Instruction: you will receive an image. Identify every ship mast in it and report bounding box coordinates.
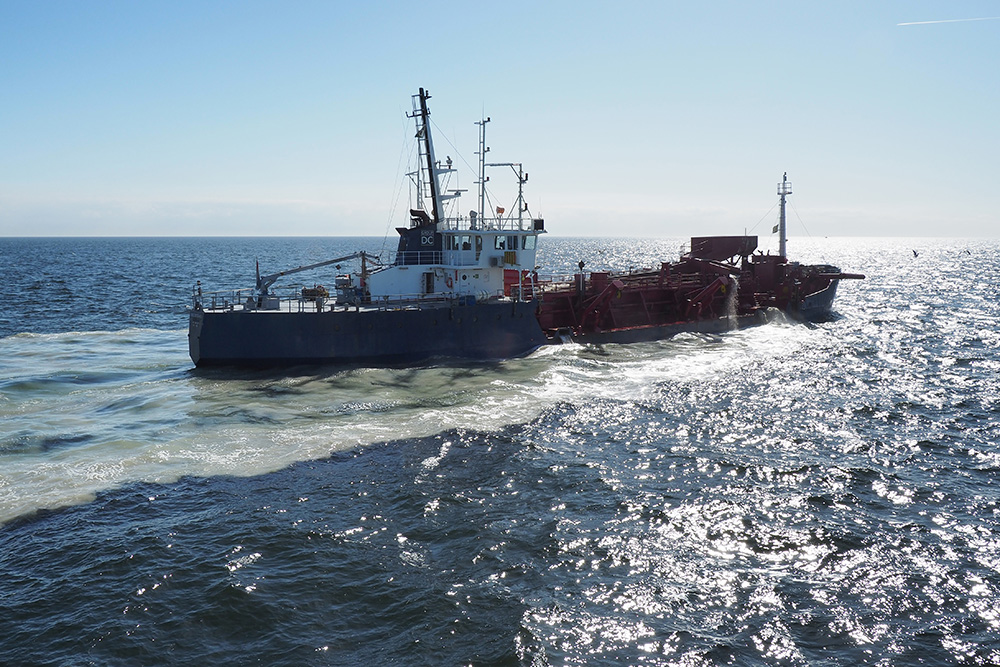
[487,162,528,229]
[410,88,443,226]
[475,116,490,227]
[777,172,792,259]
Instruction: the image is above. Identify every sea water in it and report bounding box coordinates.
[1,236,999,665]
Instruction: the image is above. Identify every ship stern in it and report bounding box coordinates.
[188,309,204,366]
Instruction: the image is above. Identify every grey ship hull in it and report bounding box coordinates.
[189,300,546,367]
[796,279,841,321]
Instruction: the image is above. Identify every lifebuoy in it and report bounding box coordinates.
[445,276,453,289]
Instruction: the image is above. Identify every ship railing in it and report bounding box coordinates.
[389,250,482,267]
[393,250,444,266]
[438,215,540,232]
[531,273,590,291]
[193,282,517,312]
[193,283,337,312]
[530,269,720,295]
[507,284,540,301]
[192,285,257,311]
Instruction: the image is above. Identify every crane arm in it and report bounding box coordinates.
[256,252,377,294]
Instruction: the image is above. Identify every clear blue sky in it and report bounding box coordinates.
[1,1,997,237]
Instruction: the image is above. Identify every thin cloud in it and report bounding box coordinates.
[898,16,1000,26]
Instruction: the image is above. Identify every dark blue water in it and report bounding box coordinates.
[2,236,999,665]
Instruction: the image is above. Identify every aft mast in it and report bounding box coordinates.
[475,116,490,228]
[777,172,792,259]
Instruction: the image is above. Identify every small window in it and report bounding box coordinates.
[494,236,506,250]
[523,235,536,250]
